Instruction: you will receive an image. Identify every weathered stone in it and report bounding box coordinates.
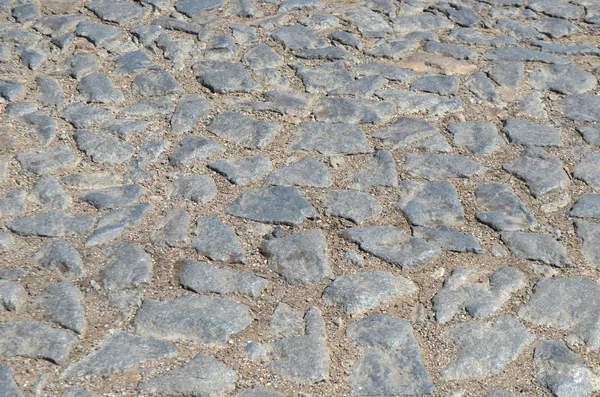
[501,232,571,266]
[169,136,224,166]
[75,21,122,46]
[0,190,25,217]
[322,190,382,224]
[61,332,176,379]
[0,321,76,364]
[354,63,415,81]
[86,0,149,24]
[289,122,370,155]
[351,150,398,189]
[411,74,458,95]
[165,176,215,205]
[114,50,160,76]
[138,353,238,396]
[227,187,318,226]
[448,121,504,155]
[0,233,15,251]
[208,111,280,149]
[17,145,78,175]
[347,315,435,395]
[392,13,454,34]
[373,117,438,150]
[342,226,440,268]
[151,209,190,248]
[261,229,331,285]
[134,296,252,346]
[442,317,533,380]
[503,118,561,147]
[449,27,515,47]
[497,18,544,40]
[35,281,86,334]
[484,47,571,64]
[528,0,584,19]
[270,303,304,338]
[33,240,84,277]
[464,72,503,105]
[574,153,600,189]
[77,73,124,103]
[532,64,597,95]
[517,91,548,119]
[193,216,245,263]
[557,94,600,122]
[208,156,272,186]
[475,183,536,231]
[62,103,111,129]
[376,89,464,118]
[180,259,268,297]
[30,175,70,210]
[397,181,464,227]
[132,71,183,97]
[0,366,24,397]
[169,95,212,135]
[74,130,134,165]
[429,2,483,27]
[433,267,524,324]
[312,98,396,125]
[9,212,93,237]
[0,280,26,312]
[82,185,144,211]
[271,25,327,50]
[226,91,313,118]
[365,39,419,60]
[294,61,353,94]
[124,99,174,117]
[266,157,331,187]
[193,61,260,93]
[102,242,152,291]
[343,6,392,37]
[404,154,486,180]
[504,148,569,198]
[571,194,600,219]
[323,271,416,315]
[85,203,151,247]
[530,40,600,55]
[62,172,120,190]
[413,226,482,253]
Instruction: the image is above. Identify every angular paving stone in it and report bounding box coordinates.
[134,296,252,346]
[100,119,150,141]
[430,2,483,27]
[75,21,122,46]
[328,75,386,97]
[531,64,597,95]
[413,226,482,253]
[497,18,544,40]
[575,153,600,189]
[208,111,281,149]
[85,203,151,247]
[347,315,435,395]
[373,117,438,150]
[556,94,600,122]
[0,366,23,397]
[342,226,440,269]
[343,6,392,37]
[31,175,71,210]
[33,240,84,277]
[364,39,419,60]
[504,148,569,198]
[403,154,486,180]
[411,74,458,95]
[487,61,524,88]
[270,303,304,338]
[425,41,477,60]
[323,271,416,315]
[204,35,238,60]
[0,321,77,364]
[268,307,329,384]
[266,157,331,187]
[176,0,223,16]
[261,229,332,285]
[396,181,464,228]
[77,73,124,103]
[74,129,134,165]
[169,136,224,166]
[180,259,268,297]
[576,221,600,268]
[392,13,454,34]
[289,122,370,155]
[0,233,15,251]
[169,175,217,203]
[171,94,212,134]
[35,281,86,335]
[124,99,174,117]
[528,0,583,19]
[102,242,152,291]
[8,212,93,237]
[294,61,353,94]
[61,332,176,379]
[193,216,245,263]
[532,17,578,38]
[17,145,78,175]
[530,41,599,55]
[296,46,356,62]
[464,72,503,106]
[571,194,600,219]
[376,90,464,118]
[503,118,561,147]
[271,25,327,50]
[193,61,260,93]
[138,353,238,396]
[151,209,191,248]
[520,277,600,349]
[82,184,144,211]
[442,317,533,380]
[351,150,398,189]
[114,50,160,76]
[475,183,536,231]
[227,91,314,118]
[86,0,149,25]
[433,267,524,324]
[227,187,318,226]
[0,190,25,217]
[0,280,26,312]
[0,80,25,101]
[132,72,183,97]
[62,103,111,129]
[62,172,120,191]
[501,232,571,266]
[534,339,600,397]
[518,91,548,119]
[208,156,272,185]
[312,98,396,125]
[448,121,505,155]
[354,63,415,81]
[242,44,283,69]
[484,47,571,64]
[322,190,382,224]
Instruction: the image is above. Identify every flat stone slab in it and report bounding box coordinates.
[138,353,238,396]
[475,183,537,231]
[433,267,525,324]
[501,232,571,267]
[270,303,304,339]
[376,90,464,118]
[576,221,600,268]
[403,154,487,180]
[61,332,177,379]
[17,145,78,174]
[322,190,382,224]
[180,259,268,297]
[171,94,212,134]
[0,366,23,397]
[531,64,597,95]
[226,186,318,226]
[0,321,77,364]
[35,281,86,335]
[442,317,534,380]
[82,184,144,211]
[169,175,217,203]
[86,0,149,25]
[342,226,440,269]
[208,156,272,185]
[266,157,331,187]
[261,229,332,285]
[132,71,184,97]
[396,181,464,228]
[503,118,561,147]
[193,61,261,93]
[74,129,134,165]
[351,150,398,189]
[413,226,482,253]
[373,117,438,150]
[289,122,370,155]
[571,194,600,219]
[0,280,26,312]
[271,25,328,50]
[208,111,281,149]
[133,296,252,346]
[169,136,224,166]
[447,121,504,156]
[32,240,84,277]
[312,98,396,125]
[151,209,191,248]
[8,211,94,237]
[86,203,151,247]
[193,216,245,263]
[575,153,600,189]
[504,148,569,198]
[102,242,153,291]
[323,271,416,315]
[347,315,435,395]
[556,94,600,122]
[519,277,600,350]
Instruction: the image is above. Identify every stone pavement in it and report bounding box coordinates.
[0,0,600,395]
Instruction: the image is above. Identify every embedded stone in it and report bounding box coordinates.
[35,281,86,334]
[102,242,152,291]
[531,64,597,95]
[312,98,396,125]
[132,71,184,97]
[85,203,151,247]
[193,216,245,263]
[9,212,93,237]
[74,130,134,165]
[289,122,370,155]
[403,154,486,180]
[0,321,77,364]
[271,25,328,50]
[82,184,144,211]
[208,111,281,149]
[169,136,224,166]
[208,156,272,185]
[77,73,124,103]
[503,118,561,147]
[151,209,191,248]
[0,280,26,312]
[33,240,84,277]
[396,181,464,228]
[17,145,78,175]
[449,121,505,155]
[571,194,600,219]
[322,190,382,224]
[413,226,482,253]
[504,148,569,198]
[501,232,571,266]
[266,157,331,187]
[475,183,536,231]
[193,61,260,93]
[373,117,438,150]
[169,175,217,203]
[351,150,398,189]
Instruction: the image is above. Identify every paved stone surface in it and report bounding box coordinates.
[1,0,600,394]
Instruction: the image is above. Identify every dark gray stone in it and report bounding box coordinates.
[261,229,332,285]
[532,17,579,38]
[413,226,482,253]
[411,74,459,95]
[99,119,150,141]
[17,145,78,175]
[289,122,370,155]
[518,91,548,119]
[114,50,160,76]
[464,72,503,106]
[193,61,261,93]
[429,2,483,27]
[343,6,392,37]
[0,321,76,364]
[208,156,272,185]
[132,71,183,97]
[18,44,49,70]
[449,121,504,155]
[532,64,597,95]
[193,216,245,263]
[323,190,382,224]
[449,27,516,47]
[351,150,398,189]
[21,111,57,145]
[242,44,282,69]
[294,61,353,94]
[205,35,238,61]
[75,21,121,46]
[373,117,438,150]
[266,157,331,187]
[175,0,224,16]
[501,232,571,266]
[347,315,435,395]
[557,94,600,122]
[530,40,600,55]
[528,0,583,19]
[442,317,533,380]
[227,186,318,226]
[8,212,93,237]
[313,97,395,124]
[75,129,134,165]
[323,271,416,315]
[571,194,600,219]
[330,31,362,49]
[60,53,98,79]
[504,148,569,198]
[396,181,464,228]
[169,136,224,166]
[151,209,191,248]
[180,259,268,297]
[0,280,26,312]
[35,281,86,334]
[403,154,486,180]
[475,183,536,231]
[364,39,419,60]
[31,175,70,210]
[342,226,440,268]
[77,73,124,103]
[33,240,84,277]
[61,332,176,379]
[102,242,152,291]
[503,118,561,147]
[496,18,545,40]
[271,25,327,50]
[85,203,151,247]
[82,184,144,211]
[133,296,252,346]
[169,175,217,203]
[86,0,149,24]
[208,111,281,149]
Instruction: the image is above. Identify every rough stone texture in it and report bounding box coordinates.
[396,181,464,228]
[289,122,370,155]
[571,194,600,219]
[0,280,26,312]
[32,240,84,277]
[266,157,331,187]
[102,242,153,291]
[35,281,86,335]
[0,321,77,364]
[503,118,562,147]
[576,221,600,268]
[8,212,94,237]
[413,226,482,253]
[17,145,78,175]
[171,94,212,134]
[475,183,537,231]
[169,136,224,166]
[351,150,398,189]
[312,98,396,125]
[208,156,272,185]
[504,148,570,198]
[0,366,24,397]
[403,154,487,180]
[448,121,505,155]
[86,204,151,247]
[193,61,260,93]
[151,209,191,248]
[322,190,382,224]
[208,111,281,149]
[193,216,245,263]
[575,153,600,189]
[75,130,134,165]
[501,232,571,267]
[169,175,217,203]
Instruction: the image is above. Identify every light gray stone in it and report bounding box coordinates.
[351,150,398,189]
[503,118,561,147]
[169,136,224,166]
[85,203,151,247]
[35,281,86,334]
[576,221,600,268]
[82,184,144,211]
[475,183,536,231]
[413,226,482,253]
[0,280,26,312]
[571,194,600,219]
[132,71,184,97]
[504,148,569,198]
[33,240,84,277]
[266,157,331,187]
[373,117,438,150]
[102,242,152,291]
[208,111,281,149]
[323,190,382,224]
[449,121,505,155]
[574,153,600,189]
[0,321,77,364]
[9,212,94,237]
[397,181,464,228]
[501,232,571,267]
[169,175,217,203]
[193,61,260,93]
[0,366,24,397]
[208,156,272,185]
[0,190,25,217]
[403,154,486,180]
[270,303,304,338]
[312,98,396,125]
[151,209,191,248]
[271,25,327,50]
[74,130,134,165]
[17,145,78,175]
[289,122,370,155]
[193,216,245,263]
